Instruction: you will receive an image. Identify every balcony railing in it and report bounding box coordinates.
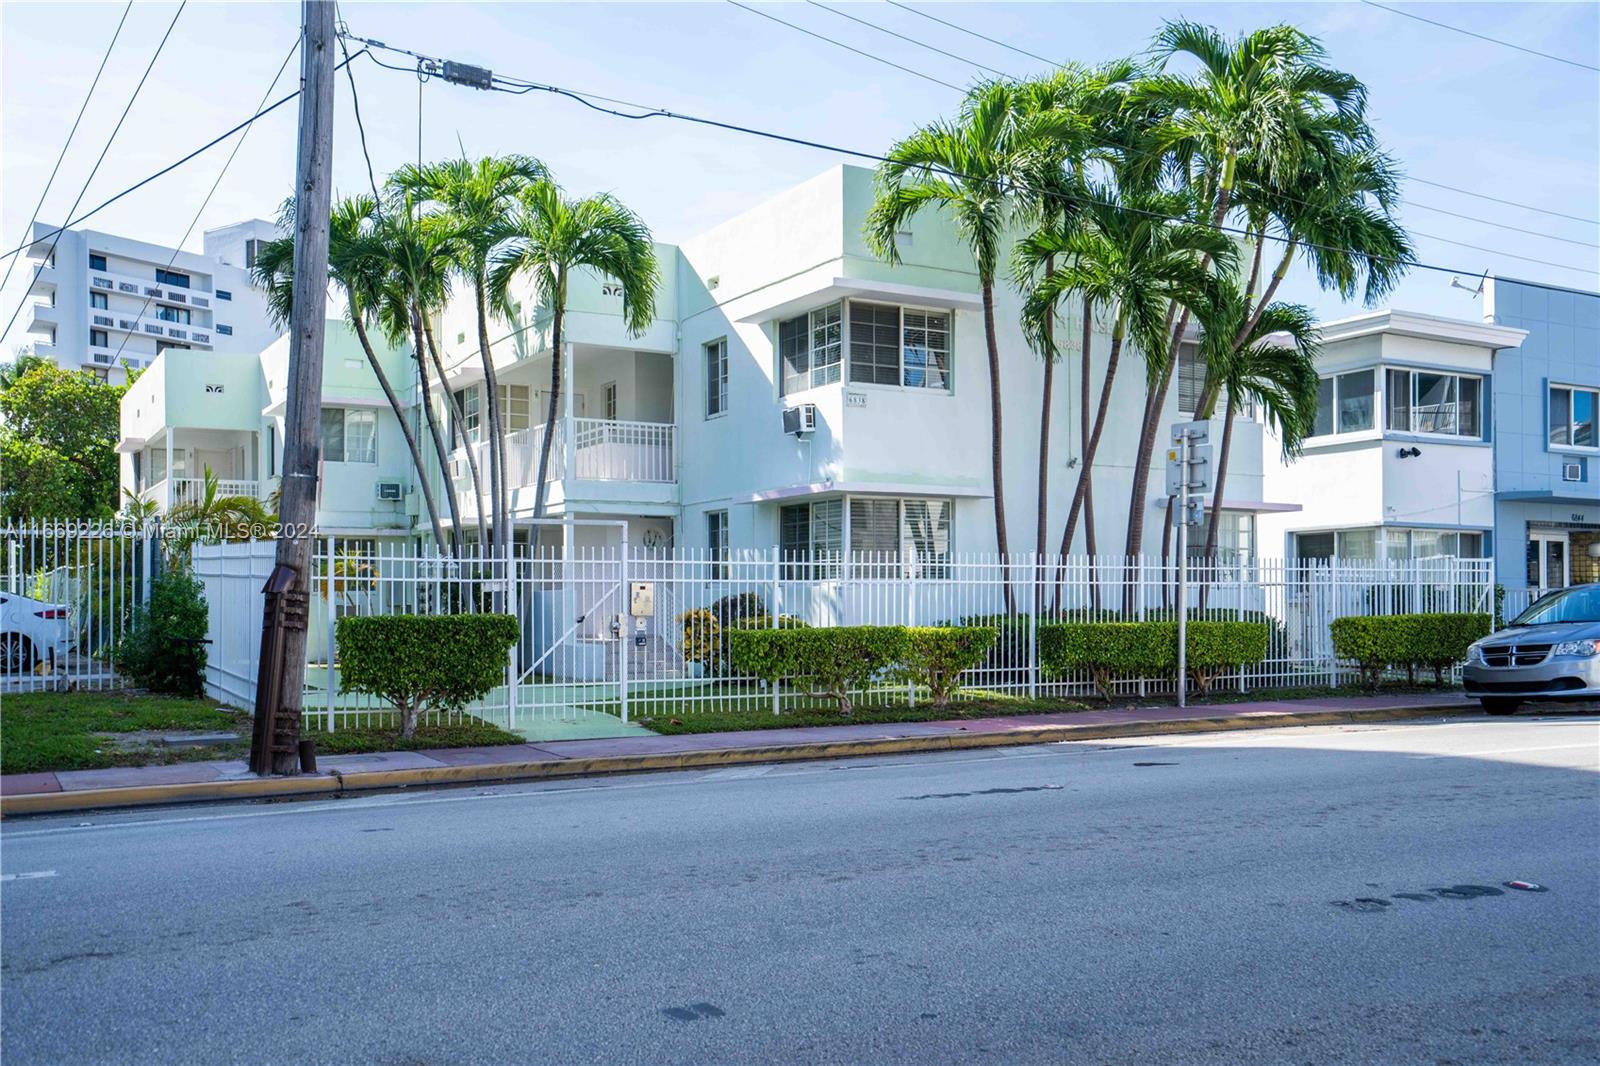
[452,418,676,496]
[141,477,263,511]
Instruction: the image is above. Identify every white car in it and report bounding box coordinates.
[0,590,72,674]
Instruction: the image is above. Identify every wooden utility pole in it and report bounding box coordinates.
[248,0,336,776]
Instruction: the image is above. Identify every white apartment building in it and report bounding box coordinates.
[121,165,1294,566]
[19,218,279,383]
[1258,308,1528,564]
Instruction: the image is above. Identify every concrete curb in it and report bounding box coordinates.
[0,703,1475,817]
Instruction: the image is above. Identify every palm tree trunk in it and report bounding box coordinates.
[980,278,1015,614]
[529,302,563,521]
[409,305,465,557]
[1160,491,1176,609]
[474,280,510,560]
[1079,294,1098,611]
[1055,316,1124,610]
[351,314,449,555]
[421,319,489,559]
[1237,244,1295,345]
[1197,392,1238,612]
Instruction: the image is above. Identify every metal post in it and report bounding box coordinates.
[1026,552,1038,701]
[618,527,629,723]
[1328,554,1340,688]
[324,533,335,731]
[1176,432,1188,709]
[770,547,781,717]
[507,538,519,730]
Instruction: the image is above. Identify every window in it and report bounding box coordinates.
[603,381,619,421]
[216,324,233,336]
[779,499,844,577]
[90,291,108,310]
[1177,341,1206,414]
[155,269,190,289]
[268,425,276,476]
[216,289,232,301]
[1550,385,1598,448]
[493,383,530,431]
[89,254,106,271]
[704,339,728,417]
[846,497,952,572]
[1188,512,1255,565]
[847,302,950,389]
[155,306,191,324]
[245,239,261,270]
[779,303,842,394]
[707,510,729,576]
[1386,369,1481,437]
[452,386,481,443]
[90,329,108,348]
[321,407,377,463]
[1312,369,1376,436]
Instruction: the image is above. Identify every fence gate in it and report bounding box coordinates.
[513,545,636,727]
[1,522,156,694]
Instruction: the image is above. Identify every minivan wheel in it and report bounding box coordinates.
[1481,697,1521,716]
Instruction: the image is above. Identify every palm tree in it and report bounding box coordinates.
[165,467,278,559]
[1017,186,1235,605]
[866,81,1028,603]
[398,155,546,560]
[253,197,453,555]
[488,179,659,521]
[1121,19,1375,563]
[1190,296,1321,590]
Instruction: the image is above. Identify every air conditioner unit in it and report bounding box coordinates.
[1561,461,1583,483]
[375,481,404,501]
[783,403,818,437]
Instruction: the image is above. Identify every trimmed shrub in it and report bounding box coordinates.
[895,626,998,707]
[336,613,519,737]
[1038,620,1269,700]
[118,568,209,696]
[678,608,807,675]
[1331,612,1492,689]
[729,625,908,716]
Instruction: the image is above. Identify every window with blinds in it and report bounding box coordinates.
[779,499,843,578]
[704,338,728,417]
[780,303,843,394]
[1177,342,1205,414]
[496,383,531,432]
[848,303,900,386]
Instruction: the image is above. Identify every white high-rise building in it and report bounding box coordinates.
[16,218,280,383]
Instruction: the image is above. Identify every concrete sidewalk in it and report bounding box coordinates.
[0,693,1479,815]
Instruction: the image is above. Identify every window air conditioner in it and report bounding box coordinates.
[783,403,817,437]
[376,481,404,501]
[1561,461,1583,483]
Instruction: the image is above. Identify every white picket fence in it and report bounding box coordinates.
[0,522,159,693]
[192,538,1497,732]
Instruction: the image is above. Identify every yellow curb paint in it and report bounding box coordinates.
[0,704,1471,817]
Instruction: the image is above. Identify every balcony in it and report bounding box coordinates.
[452,418,675,511]
[140,477,265,512]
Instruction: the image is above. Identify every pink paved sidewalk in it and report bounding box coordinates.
[0,692,1478,799]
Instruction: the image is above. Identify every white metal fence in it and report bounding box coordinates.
[194,539,1496,732]
[1,521,157,692]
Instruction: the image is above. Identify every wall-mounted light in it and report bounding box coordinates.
[1397,446,1422,458]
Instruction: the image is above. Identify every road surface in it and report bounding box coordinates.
[4,715,1598,1064]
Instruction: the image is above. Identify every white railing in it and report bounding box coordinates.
[196,540,1497,733]
[143,477,262,511]
[573,418,675,482]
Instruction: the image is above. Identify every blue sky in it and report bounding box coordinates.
[2,1,1596,354]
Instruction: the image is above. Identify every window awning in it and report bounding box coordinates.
[1155,497,1303,515]
[734,277,983,324]
[745,479,990,504]
[115,436,146,454]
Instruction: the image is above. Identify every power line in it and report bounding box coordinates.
[886,0,1600,232]
[805,0,1017,80]
[0,2,134,305]
[886,0,1059,66]
[346,35,1599,290]
[108,38,300,370]
[724,0,966,92]
[1407,175,1598,227]
[0,50,367,266]
[2,1,187,347]
[1361,0,1600,73]
[1403,197,1596,249]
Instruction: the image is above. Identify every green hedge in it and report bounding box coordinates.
[1038,620,1270,699]
[1329,612,1492,688]
[118,569,208,696]
[894,627,998,707]
[336,613,519,737]
[729,625,909,716]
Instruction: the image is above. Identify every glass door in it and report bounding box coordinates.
[1526,532,1569,594]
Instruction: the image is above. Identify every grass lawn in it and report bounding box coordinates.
[1,691,243,776]
[2,691,525,776]
[632,680,1466,736]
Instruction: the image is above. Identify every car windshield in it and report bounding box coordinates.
[1511,585,1600,626]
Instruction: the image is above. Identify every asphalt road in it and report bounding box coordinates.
[3,715,1598,1065]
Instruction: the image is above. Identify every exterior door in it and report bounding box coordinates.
[1527,532,1569,594]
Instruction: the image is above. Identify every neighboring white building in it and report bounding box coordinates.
[18,218,279,383]
[1258,308,1528,564]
